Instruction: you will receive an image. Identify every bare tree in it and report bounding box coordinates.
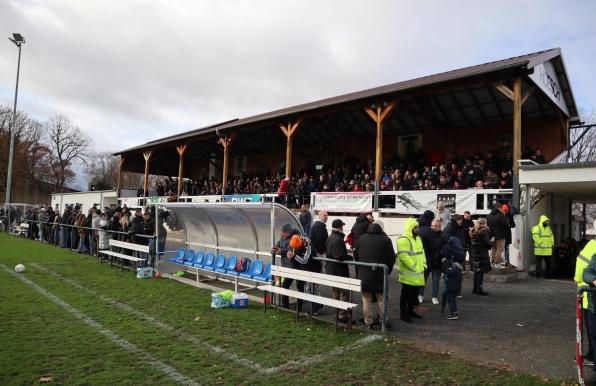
[0,106,51,194]
[569,109,596,162]
[85,151,143,191]
[45,115,91,188]
[85,151,119,190]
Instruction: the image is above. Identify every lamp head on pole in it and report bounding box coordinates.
[9,33,25,47]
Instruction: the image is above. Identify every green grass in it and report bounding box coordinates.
[0,233,571,385]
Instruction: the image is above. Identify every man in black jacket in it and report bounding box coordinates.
[272,224,305,310]
[325,219,351,323]
[462,211,475,271]
[487,205,510,267]
[356,223,396,330]
[128,209,145,245]
[308,211,328,314]
[418,211,444,304]
[443,214,465,246]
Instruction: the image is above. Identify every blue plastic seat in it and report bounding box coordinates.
[239,260,263,279]
[205,254,225,271]
[168,248,186,263]
[184,251,204,266]
[252,263,272,282]
[226,257,250,276]
[215,255,237,274]
[194,252,214,268]
[176,250,194,265]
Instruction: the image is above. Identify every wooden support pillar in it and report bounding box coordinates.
[493,80,534,175]
[364,102,394,183]
[278,120,300,178]
[217,136,233,194]
[513,77,522,175]
[176,143,188,198]
[116,156,125,193]
[142,150,152,197]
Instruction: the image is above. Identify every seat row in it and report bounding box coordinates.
[166,248,272,282]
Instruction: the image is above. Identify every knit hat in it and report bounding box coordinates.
[289,234,303,249]
[422,210,435,220]
[281,224,292,233]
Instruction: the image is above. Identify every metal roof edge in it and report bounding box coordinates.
[520,161,596,171]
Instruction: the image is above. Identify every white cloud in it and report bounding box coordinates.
[0,0,595,160]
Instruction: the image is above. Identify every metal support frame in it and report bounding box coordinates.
[314,256,390,333]
[524,184,532,270]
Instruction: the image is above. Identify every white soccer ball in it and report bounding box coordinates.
[14,264,25,273]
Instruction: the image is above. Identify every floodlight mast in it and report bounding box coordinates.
[5,33,25,229]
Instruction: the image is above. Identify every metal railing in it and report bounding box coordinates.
[312,256,390,333]
[2,218,156,265]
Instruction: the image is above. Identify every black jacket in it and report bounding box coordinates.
[310,220,328,255]
[128,216,145,245]
[350,214,369,253]
[309,220,327,272]
[299,211,312,227]
[325,230,350,277]
[487,208,510,240]
[355,224,395,293]
[143,219,155,239]
[461,218,474,249]
[470,226,493,272]
[418,224,444,269]
[443,220,465,246]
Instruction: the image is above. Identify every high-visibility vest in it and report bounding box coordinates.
[396,234,426,286]
[575,240,596,309]
[531,220,554,256]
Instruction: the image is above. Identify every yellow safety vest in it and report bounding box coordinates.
[396,234,426,286]
[575,240,596,309]
[531,215,554,256]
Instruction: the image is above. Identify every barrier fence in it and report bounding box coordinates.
[1,218,156,266]
[5,213,392,333]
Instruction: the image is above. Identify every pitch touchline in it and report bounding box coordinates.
[32,263,382,374]
[0,263,199,386]
[31,263,266,372]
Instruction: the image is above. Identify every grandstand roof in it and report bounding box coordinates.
[117,48,577,154]
[116,48,579,176]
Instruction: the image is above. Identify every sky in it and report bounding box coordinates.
[1,0,596,189]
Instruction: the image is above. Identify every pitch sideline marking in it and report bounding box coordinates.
[32,263,383,374]
[31,263,266,372]
[0,263,200,386]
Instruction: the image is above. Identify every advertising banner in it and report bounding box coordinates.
[312,192,373,212]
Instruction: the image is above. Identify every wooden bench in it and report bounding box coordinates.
[99,239,149,274]
[258,265,361,329]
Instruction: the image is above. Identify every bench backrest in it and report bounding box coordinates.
[248,260,263,276]
[193,251,205,265]
[212,254,226,269]
[109,239,150,253]
[203,253,215,267]
[271,265,361,292]
[223,256,237,271]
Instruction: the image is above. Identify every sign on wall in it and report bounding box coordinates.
[312,192,373,212]
[529,60,569,116]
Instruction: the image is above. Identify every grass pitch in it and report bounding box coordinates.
[0,233,570,385]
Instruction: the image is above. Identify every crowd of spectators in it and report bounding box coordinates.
[14,204,164,259]
[139,146,547,203]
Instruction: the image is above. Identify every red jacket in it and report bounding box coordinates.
[278,179,289,195]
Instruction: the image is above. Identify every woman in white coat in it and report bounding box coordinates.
[98,213,110,251]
